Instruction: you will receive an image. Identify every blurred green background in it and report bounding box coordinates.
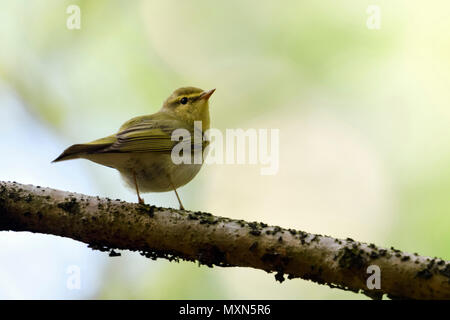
[0,0,449,299]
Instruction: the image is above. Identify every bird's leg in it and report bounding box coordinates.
[133,171,145,205]
[168,176,184,210]
[173,188,185,210]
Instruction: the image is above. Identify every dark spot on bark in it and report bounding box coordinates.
[88,243,113,252]
[439,264,450,279]
[248,221,258,229]
[197,245,227,267]
[138,204,155,217]
[299,232,308,245]
[139,249,181,263]
[188,213,198,220]
[338,246,366,270]
[272,226,282,235]
[274,271,285,283]
[198,213,219,225]
[248,221,261,236]
[417,268,433,279]
[57,198,80,214]
[401,256,410,261]
[109,249,121,257]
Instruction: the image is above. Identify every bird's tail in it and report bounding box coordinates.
[52,142,113,163]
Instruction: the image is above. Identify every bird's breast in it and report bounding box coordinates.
[119,153,204,192]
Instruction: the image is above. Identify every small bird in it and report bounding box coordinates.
[53,87,215,209]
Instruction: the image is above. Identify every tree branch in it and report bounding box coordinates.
[0,181,449,299]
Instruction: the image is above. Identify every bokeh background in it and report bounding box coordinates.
[1,0,449,299]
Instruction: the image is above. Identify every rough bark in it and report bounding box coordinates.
[0,181,449,299]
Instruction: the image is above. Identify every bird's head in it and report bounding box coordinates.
[160,87,215,130]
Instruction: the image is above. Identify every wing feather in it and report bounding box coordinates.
[53,113,209,162]
[104,118,204,154]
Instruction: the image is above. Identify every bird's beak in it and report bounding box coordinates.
[200,88,216,101]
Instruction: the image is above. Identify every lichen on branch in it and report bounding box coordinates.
[0,181,449,300]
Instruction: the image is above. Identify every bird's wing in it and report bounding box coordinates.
[104,117,204,154]
[53,114,207,162]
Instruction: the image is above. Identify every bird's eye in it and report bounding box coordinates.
[180,97,188,105]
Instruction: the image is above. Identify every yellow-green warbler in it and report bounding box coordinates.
[53,87,215,209]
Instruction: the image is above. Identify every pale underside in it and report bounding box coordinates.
[84,152,204,192]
